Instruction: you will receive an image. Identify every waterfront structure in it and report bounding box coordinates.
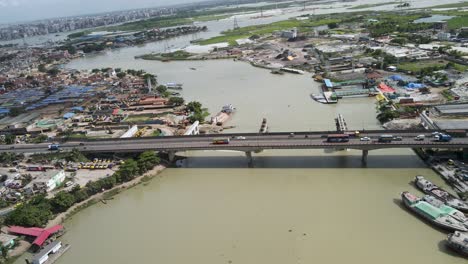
[31,240,64,264]
[9,225,63,248]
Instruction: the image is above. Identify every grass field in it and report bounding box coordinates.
[398,60,468,72]
[429,1,468,9]
[348,1,399,10]
[124,114,153,123]
[197,17,340,45]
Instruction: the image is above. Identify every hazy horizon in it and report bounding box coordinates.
[0,0,213,24]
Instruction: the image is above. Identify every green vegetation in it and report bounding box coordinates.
[376,101,399,123]
[168,97,185,106]
[447,16,468,30]
[366,13,433,37]
[348,1,399,9]
[67,31,89,39]
[197,17,340,45]
[428,2,468,9]
[5,151,161,227]
[0,152,23,164]
[397,61,448,73]
[124,114,152,123]
[442,89,455,101]
[107,16,193,32]
[30,148,88,163]
[139,50,195,61]
[187,101,210,123]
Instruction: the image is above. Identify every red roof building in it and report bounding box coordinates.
[9,225,63,247]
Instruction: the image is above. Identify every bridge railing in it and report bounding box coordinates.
[63,129,441,143]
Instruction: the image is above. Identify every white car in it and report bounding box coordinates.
[235,136,246,140]
[360,137,371,141]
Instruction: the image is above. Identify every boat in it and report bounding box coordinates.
[270,69,284,75]
[280,67,305,74]
[401,191,467,232]
[414,175,468,212]
[190,67,197,71]
[422,195,468,228]
[211,104,236,126]
[165,83,183,90]
[447,231,468,256]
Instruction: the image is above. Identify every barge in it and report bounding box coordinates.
[414,175,468,212]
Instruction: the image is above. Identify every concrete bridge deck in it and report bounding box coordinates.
[1,130,465,157]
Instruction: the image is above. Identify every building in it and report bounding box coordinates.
[0,233,17,252]
[32,170,65,192]
[281,28,297,39]
[437,32,451,41]
[8,225,63,248]
[32,240,62,264]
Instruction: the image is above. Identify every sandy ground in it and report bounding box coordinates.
[46,164,166,228]
[9,240,31,257]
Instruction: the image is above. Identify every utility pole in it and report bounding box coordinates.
[233,17,239,30]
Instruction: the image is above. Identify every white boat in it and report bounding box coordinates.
[447,231,468,256]
[165,83,183,90]
[415,175,468,212]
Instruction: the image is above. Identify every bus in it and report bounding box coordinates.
[326,134,350,143]
[212,138,230,144]
[378,135,393,143]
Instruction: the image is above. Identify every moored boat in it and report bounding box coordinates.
[422,195,468,228]
[414,175,468,213]
[447,231,468,257]
[165,83,183,90]
[401,191,467,232]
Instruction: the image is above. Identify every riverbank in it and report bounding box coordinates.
[5,164,167,261]
[136,50,239,61]
[47,164,166,228]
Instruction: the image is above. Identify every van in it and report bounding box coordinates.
[414,135,425,141]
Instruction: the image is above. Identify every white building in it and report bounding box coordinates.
[281,28,297,39]
[437,32,451,41]
[32,170,66,192]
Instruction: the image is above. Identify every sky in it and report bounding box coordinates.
[0,0,210,24]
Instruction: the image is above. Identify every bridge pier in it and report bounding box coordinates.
[245,151,254,167]
[361,150,369,165]
[168,151,176,162]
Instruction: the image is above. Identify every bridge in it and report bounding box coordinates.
[1,130,466,166]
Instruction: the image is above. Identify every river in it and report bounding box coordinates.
[12,1,468,263]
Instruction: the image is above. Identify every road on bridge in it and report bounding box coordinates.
[0,131,466,154]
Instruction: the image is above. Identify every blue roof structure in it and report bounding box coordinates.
[324,79,333,88]
[389,75,404,81]
[63,112,75,119]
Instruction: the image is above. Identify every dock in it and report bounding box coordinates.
[28,240,70,264]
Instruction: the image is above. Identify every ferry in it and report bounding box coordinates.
[447,231,468,256]
[401,191,467,232]
[422,195,468,228]
[165,83,183,90]
[414,175,468,212]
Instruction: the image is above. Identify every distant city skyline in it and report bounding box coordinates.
[0,0,209,24]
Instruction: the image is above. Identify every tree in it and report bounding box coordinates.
[156,85,167,94]
[3,134,15,145]
[70,185,89,202]
[116,72,126,79]
[118,159,139,182]
[50,191,76,213]
[137,151,160,174]
[91,68,100,73]
[47,68,60,76]
[327,22,338,29]
[9,107,25,117]
[169,97,184,106]
[186,101,202,112]
[38,64,47,73]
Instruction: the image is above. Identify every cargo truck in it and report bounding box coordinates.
[434,134,452,142]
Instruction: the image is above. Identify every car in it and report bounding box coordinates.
[414,135,425,141]
[360,137,371,141]
[393,136,403,141]
[289,133,295,137]
[79,142,85,146]
[235,136,246,140]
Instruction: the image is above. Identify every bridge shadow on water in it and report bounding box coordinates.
[178,155,427,169]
